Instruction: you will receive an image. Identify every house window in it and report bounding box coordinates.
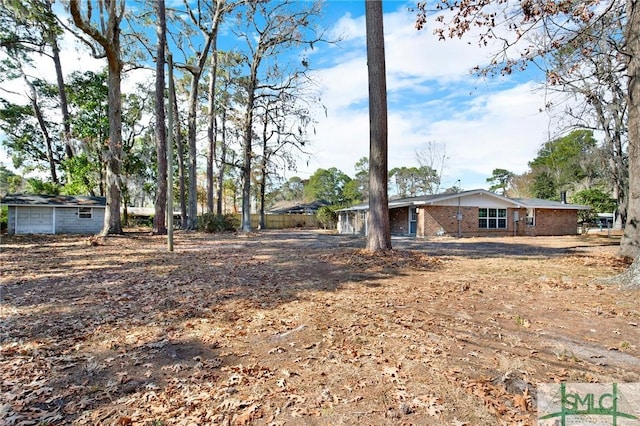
[478,208,507,229]
[78,207,92,219]
[526,209,535,226]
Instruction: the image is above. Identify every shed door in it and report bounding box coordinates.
[16,207,54,234]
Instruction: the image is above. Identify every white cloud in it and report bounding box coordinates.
[296,3,553,190]
[428,83,549,179]
[1,1,554,193]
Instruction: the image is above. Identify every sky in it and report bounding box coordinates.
[297,0,554,190]
[0,0,557,192]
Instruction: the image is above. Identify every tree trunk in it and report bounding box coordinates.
[51,40,73,161]
[173,93,188,229]
[620,0,640,260]
[241,73,257,233]
[186,76,199,230]
[70,0,124,236]
[24,76,58,185]
[153,0,168,235]
[602,254,640,289]
[241,151,252,232]
[207,46,218,214]
[186,38,214,229]
[259,116,269,230]
[216,109,227,216]
[102,57,124,235]
[365,0,391,252]
[259,162,267,230]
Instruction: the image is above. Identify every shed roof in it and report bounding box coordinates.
[0,193,106,207]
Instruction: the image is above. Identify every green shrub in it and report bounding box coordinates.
[316,206,337,229]
[1,206,7,233]
[26,178,61,195]
[198,213,239,233]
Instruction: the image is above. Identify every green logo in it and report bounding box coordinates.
[538,383,640,425]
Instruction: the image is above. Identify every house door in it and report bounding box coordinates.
[409,207,417,235]
[16,207,54,234]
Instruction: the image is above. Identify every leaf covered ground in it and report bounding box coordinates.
[1,230,639,425]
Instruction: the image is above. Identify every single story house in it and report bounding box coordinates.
[1,194,106,235]
[267,200,330,215]
[337,189,589,237]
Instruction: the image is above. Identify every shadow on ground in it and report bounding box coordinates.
[0,230,631,424]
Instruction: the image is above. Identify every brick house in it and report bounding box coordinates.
[2,194,106,235]
[337,189,589,238]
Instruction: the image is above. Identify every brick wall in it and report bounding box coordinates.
[418,206,497,237]
[419,205,456,236]
[390,208,409,235]
[416,206,576,237]
[344,205,580,238]
[524,209,578,236]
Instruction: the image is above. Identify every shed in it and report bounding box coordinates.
[1,194,106,235]
[337,189,589,238]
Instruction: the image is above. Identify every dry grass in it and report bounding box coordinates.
[1,230,639,425]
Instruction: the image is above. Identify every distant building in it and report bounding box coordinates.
[268,200,330,215]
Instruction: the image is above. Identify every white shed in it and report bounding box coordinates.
[1,194,106,235]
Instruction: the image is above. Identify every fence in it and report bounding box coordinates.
[232,214,321,229]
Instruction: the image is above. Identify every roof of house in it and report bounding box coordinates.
[511,197,590,210]
[338,189,590,211]
[0,193,107,207]
[268,200,330,214]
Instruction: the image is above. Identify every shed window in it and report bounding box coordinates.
[78,207,92,219]
[478,208,507,229]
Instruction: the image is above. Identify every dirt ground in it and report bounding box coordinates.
[1,230,639,425]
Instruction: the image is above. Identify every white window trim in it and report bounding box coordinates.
[78,207,93,219]
[526,208,535,226]
[478,207,508,229]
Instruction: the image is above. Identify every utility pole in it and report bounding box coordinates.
[167,54,174,252]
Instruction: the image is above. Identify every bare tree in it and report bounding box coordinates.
[172,0,227,229]
[233,0,326,232]
[538,8,628,229]
[69,0,125,235]
[206,50,218,214]
[365,0,391,252]
[255,91,313,229]
[416,141,448,194]
[204,1,240,214]
[171,85,188,228]
[415,0,640,282]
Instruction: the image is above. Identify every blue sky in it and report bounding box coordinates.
[293,0,554,190]
[0,0,555,192]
